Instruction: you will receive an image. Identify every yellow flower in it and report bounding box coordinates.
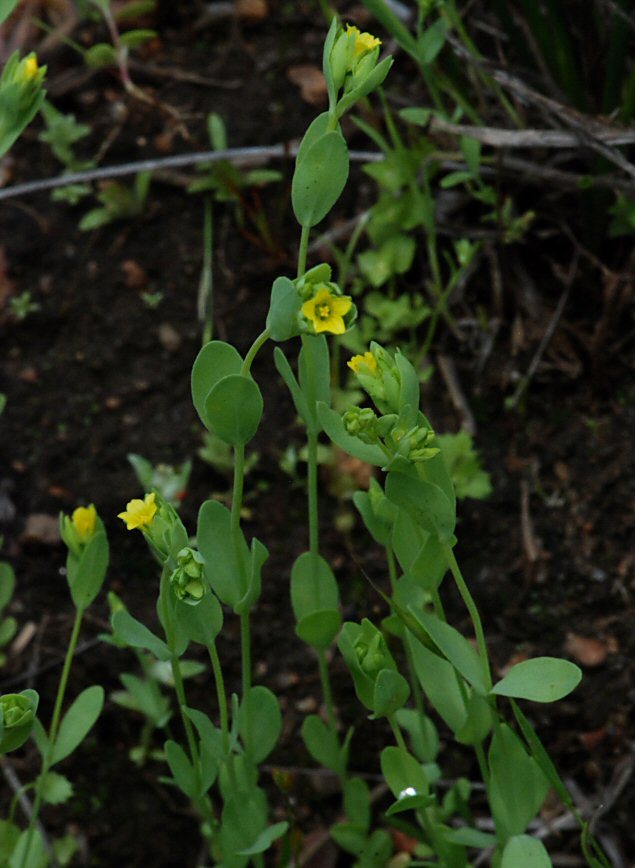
[346,24,381,57]
[301,286,353,335]
[118,492,158,531]
[72,505,96,542]
[23,56,39,80]
[348,351,378,376]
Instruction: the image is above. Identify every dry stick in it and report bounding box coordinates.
[445,33,635,181]
[0,146,381,203]
[427,117,635,149]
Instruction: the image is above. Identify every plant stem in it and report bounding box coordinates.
[297,224,311,278]
[388,713,408,753]
[241,328,270,376]
[207,641,229,755]
[444,546,492,691]
[20,606,84,868]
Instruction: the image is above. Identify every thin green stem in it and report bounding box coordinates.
[317,649,336,733]
[241,328,270,376]
[306,427,319,556]
[297,224,311,278]
[207,641,229,754]
[444,546,492,691]
[240,610,252,698]
[20,606,84,868]
[388,713,408,753]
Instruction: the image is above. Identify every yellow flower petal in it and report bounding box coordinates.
[118,492,157,531]
[346,24,381,57]
[348,351,378,375]
[72,505,96,542]
[301,285,353,335]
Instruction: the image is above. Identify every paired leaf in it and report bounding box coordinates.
[52,685,104,765]
[292,131,349,227]
[492,657,582,703]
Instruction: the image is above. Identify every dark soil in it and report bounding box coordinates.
[1,2,634,866]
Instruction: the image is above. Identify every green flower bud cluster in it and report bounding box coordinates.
[339,620,410,717]
[323,21,392,121]
[389,422,439,465]
[0,690,39,754]
[142,495,189,568]
[170,547,206,605]
[343,406,380,444]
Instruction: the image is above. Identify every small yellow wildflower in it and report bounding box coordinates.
[346,24,381,57]
[118,492,158,531]
[72,505,96,542]
[301,286,352,335]
[23,56,39,80]
[348,352,378,376]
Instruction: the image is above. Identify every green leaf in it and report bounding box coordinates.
[405,632,467,734]
[205,374,263,445]
[343,777,371,831]
[40,771,73,805]
[407,609,487,695]
[0,0,19,26]
[442,827,497,848]
[417,18,449,65]
[488,724,549,839]
[0,562,15,612]
[9,828,46,868]
[191,340,243,429]
[290,551,339,622]
[335,56,394,118]
[174,593,223,646]
[183,706,226,761]
[492,657,582,703]
[83,43,118,69]
[197,500,250,609]
[274,347,311,425]
[296,610,341,649]
[237,821,288,856]
[299,334,331,417]
[220,787,267,857]
[112,610,171,661]
[295,112,331,166]
[238,686,281,763]
[380,745,428,800]
[114,0,156,21]
[317,402,386,466]
[386,471,456,543]
[165,740,197,799]
[116,673,170,726]
[455,690,493,745]
[67,528,109,610]
[301,714,343,773]
[292,131,349,227]
[266,276,300,342]
[52,685,104,765]
[502,835,553,867]
[31,717,49,758]
[372,669,410,718]
[119,28,156,48]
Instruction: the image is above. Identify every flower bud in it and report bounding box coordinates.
[170,547,206,605]
[343,406,379,444]
[0,690,39,754]
[60,504,97,556]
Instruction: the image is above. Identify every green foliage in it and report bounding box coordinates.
[437,430,492,500]
[79,172,151,231]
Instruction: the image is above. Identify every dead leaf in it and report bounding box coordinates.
[235,0,268,21]
[22,514,61,547]
[579,727,607,751]
[287,65,327,106]
[564,632,608,667]
[121,259,148,290]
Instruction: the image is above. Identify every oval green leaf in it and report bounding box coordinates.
[291,131,349,227]
[491,657,582,703]
[205,374,263,445]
